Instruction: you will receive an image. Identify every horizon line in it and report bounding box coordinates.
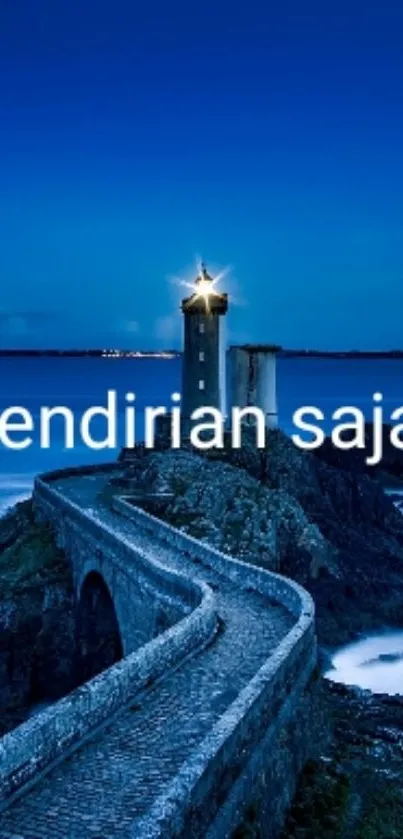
[2,348,403,358]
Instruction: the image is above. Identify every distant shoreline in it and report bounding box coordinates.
[1,349,403,360]
[0,350,180,359]
[280,350,403,359]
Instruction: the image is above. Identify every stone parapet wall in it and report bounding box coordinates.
[113,496,316,838]
[0,462,316,838]
[34,479,204,614]
[112,495,313,620]
[0,473,217,809]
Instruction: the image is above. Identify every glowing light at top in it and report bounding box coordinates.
[179,260,228,312]
[193,263,218,310]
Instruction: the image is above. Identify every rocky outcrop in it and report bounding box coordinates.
[315,421,403,483]
[0,501,76,735]
[123,448,336,577]
[205,428,403,645]
[120,429,403,646]
[281,680,403,839]
[268,433,403,644]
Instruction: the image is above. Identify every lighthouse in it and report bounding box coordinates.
[181,263,228,434]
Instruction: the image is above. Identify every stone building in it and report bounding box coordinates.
[227,344,281,429]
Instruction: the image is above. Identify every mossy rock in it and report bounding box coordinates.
[0,500,70,597]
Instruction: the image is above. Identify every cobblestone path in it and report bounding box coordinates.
[0,473,294,839]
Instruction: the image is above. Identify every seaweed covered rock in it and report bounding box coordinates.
[0,500,76,734]
[282,681,403,839]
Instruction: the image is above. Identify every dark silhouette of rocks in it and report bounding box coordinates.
[0,501,76,735]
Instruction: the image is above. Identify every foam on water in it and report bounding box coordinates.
[325,631,403,695]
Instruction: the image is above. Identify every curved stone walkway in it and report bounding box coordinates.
[0,473,294,839]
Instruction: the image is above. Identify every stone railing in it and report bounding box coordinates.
[34,479,205,614]
[0,470,217,808]
[0,463,316,837]
[112,496,312,621]
[112,496,316,838]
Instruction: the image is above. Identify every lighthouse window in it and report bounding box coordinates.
[199,379,205,390]
[199,351,205,362]
[199,323,205,334]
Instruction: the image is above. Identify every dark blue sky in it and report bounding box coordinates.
[1,0,402,349]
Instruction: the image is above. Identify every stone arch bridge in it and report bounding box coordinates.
[0,463,316,839]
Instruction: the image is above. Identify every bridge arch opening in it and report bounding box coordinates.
[75,571,123,685]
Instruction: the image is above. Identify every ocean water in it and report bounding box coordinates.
[1,355,403,515]
[0,356,180,515]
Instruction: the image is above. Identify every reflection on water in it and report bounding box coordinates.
[325,632,403,695]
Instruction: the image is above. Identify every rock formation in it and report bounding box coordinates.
[119,428,403,647]
[0,501,76,735]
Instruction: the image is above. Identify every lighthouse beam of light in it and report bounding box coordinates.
[169,261,232,312]
[193,262,231,312]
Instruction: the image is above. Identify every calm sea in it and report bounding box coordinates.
[1,356,402,515]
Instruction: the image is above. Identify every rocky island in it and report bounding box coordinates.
[1,428,403,836]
